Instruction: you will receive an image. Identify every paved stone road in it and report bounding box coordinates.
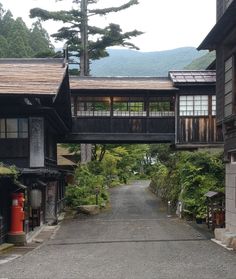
[1,181,236,279]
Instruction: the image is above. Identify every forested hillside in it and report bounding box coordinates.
[184,51,216,70]
[0,3,54,58]
[88,47,208,77]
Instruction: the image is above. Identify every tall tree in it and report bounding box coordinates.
[7,17,33,57]
[0,3,55,58]
[30,0,143,76]
[0,35,8,57]
[29,20,55,57]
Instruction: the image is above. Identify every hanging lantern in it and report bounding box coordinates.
[30,189,42,209]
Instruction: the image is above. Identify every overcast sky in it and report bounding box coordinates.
[0,0,216,52]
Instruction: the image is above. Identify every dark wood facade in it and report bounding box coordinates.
[199,0,236,234]
[66,75,223,148]
[69,87,176,143]
[199,0,236,154]
[0,59,72,242]
[173,81,223,147]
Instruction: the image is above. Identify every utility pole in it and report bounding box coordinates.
[80,0,92,163]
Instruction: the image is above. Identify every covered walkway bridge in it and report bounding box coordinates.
[66,71,223,148]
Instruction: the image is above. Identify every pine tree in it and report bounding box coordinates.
[30,0,143,75]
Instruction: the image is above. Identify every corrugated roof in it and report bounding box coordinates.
[0,59,66,95]
[70,77,176,90]
[169,71,216,84]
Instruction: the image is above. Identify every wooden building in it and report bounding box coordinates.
[0,58,71,242]
[0,57,224,244]
[169,71,223,149]
[67,73,223,149]
[199,0,236,238]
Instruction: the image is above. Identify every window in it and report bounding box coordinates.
[113,99,146,117]
[0,119,5,138]
[179,96,208,116]
[212,96,216,116]
[0,118,28,139]
[77,97,110,116]
[149,101,174,117]
[224,56,235,118]
[230,152,236,164]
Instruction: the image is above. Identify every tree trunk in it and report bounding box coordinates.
[80,0,89,76]
[81,143,92,164]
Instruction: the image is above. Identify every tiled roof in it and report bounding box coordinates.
[169,71,216,84]
[0,59,66,95]
[70,77,176,91]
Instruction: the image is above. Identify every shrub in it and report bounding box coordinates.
[65,165,109,208]
[150,151,224,218]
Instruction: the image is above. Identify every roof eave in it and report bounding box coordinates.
[198,1,236,50]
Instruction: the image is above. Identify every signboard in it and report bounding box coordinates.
[29,117,44,167]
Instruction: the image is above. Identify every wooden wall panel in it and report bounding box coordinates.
[177,117,223,144]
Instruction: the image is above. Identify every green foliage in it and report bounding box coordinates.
[150,150,225,218]
[0,3,54,58]
[29,21,54,56]
[66,165,108,208]
[178,152,224,218]
[30,0,143,73]
[64,143,150,207]
[0,162,19,182]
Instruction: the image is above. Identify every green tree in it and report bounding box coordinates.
[30,20,55,57]
[7,17,33,57]
[30,0,143,75]
[0,10,15,38]
[0,35,8,57]
[0,2,55,58]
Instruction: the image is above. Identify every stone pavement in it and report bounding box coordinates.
[0,181,236,279]
[0,224,59,266]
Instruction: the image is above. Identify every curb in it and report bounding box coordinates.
[0,243,14,253]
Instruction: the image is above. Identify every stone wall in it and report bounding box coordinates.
[225,163,236,233]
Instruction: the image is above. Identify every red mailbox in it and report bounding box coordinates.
[10,193,25,234]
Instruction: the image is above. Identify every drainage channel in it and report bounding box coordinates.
[48,238,210,246]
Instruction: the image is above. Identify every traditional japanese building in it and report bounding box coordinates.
[68,72,223,149]
[0,58,71,244]
[0,58,224,245]
[199,0,236,242]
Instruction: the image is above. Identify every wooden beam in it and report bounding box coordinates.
[61,133,175,143]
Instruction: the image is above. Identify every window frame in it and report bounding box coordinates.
[0,118,29,139]
[179,95,210,116]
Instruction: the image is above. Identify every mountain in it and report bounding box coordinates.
[87,47,208,77]
[184,51,216,70]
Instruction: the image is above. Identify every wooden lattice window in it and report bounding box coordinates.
[179,96,208,116]
[224,56,235,118]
